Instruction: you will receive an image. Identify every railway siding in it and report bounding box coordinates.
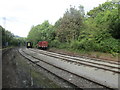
[30,48,119,74]
[20,48,119,89]
[31,48,119,68]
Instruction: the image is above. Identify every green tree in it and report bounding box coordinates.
[54,5,84,43]
[87,1,120,39]
[27,21,54,47]
[0,25,23,47]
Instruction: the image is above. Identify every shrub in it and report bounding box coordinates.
[58,43,70,49]
[99,38,119,53]
[70,40,81,50]
[69,37,120,54]
[49,40,61,48]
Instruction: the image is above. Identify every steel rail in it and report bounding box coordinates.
[29,48,120,74]
[30,48,119,65]
[47,49,119,65]
[31,49,119,68]
[19,48,112,89]
[47,49,120,65]
[18,49,80,88]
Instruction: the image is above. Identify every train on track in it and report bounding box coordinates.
[26,41,48,50]
[26,42,33,48]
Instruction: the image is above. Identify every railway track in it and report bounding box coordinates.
[19,48,119,89]
[18,48,79,88]
[29,48,119,74]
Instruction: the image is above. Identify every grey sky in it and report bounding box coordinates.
[0,0,107,37]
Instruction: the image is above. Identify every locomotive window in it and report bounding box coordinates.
[28,43,30,46]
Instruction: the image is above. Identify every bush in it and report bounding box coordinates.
[69,38,120,54]
[58,43,70,49]
[49,40,61,48]
[99,38,120,53]
[70,40,81,50]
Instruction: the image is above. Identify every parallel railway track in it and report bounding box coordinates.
[29,48,119,74]
[48,50,119,65]
[19,49,79,88]
[19,48,119,89]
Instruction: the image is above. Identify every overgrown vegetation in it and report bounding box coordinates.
[0,25,26,48]
[27,1,120,54]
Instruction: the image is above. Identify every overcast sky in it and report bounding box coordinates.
[0,0,107,37]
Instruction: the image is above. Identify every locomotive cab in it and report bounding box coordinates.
[27,42,32,48]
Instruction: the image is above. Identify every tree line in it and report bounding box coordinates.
[27,1,120,54]
[0,25,26,48]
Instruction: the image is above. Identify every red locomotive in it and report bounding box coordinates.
[37,41,48,49]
